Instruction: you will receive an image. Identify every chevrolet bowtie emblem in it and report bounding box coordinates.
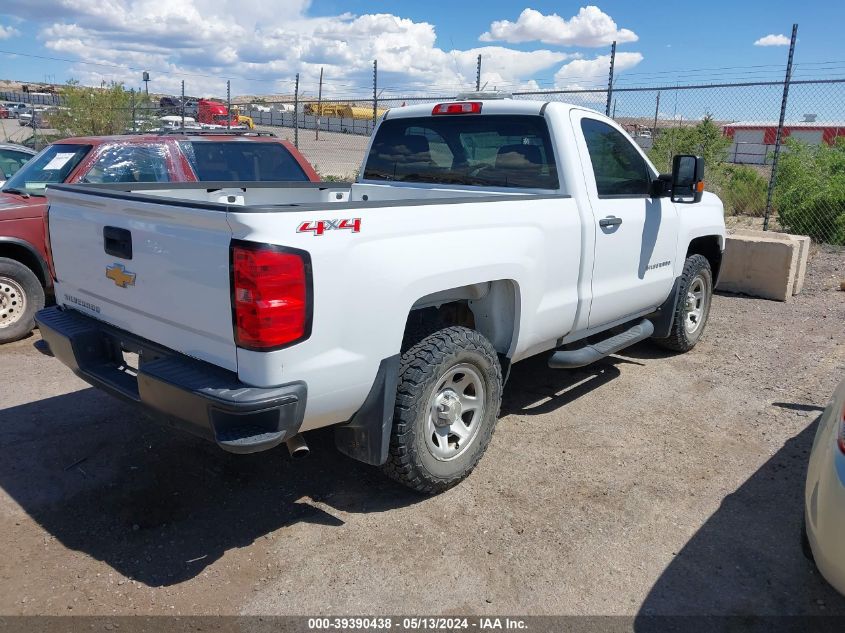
[105,263,136,288]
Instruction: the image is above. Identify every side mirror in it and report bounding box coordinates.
[671,154,705,203]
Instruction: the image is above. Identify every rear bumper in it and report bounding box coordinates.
[35,306,306,454]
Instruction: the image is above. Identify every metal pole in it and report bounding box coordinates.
[226,79,231,130]
[605,41,616,117]
[316,67,323,141]
[32,99,37,148]
[763,23,798,231]
[131,88,137,132]
[294,73,299,149]
[372,60,378,128]
[612,98,617,119]
[181,80,185,129]
[476,54,482,92]
[652,91,660,136]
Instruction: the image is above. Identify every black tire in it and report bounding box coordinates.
[653,254,713,353]
[0,257,45,344]
[382,326,503,494]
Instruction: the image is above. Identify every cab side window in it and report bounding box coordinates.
[80,144,171,184]
[0,149,33,179]
[581,118,652,197]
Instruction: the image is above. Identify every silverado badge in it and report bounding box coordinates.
[106,263,136,288]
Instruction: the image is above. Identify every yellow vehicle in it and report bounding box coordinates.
[230,105,254,129]
[305,102,387,120]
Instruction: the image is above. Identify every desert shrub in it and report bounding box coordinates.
[717,165,769,217]
[774,138,845,244]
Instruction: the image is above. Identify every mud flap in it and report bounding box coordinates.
[649,276,682,339]
[334,355,400,466]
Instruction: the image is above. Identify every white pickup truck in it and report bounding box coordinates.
[37,99,725,494]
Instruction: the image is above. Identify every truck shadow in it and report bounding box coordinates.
[635,418,845,622]
[501,353,626,416]
[0,388,422,587]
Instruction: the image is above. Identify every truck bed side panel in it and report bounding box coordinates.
[227,195,582,431]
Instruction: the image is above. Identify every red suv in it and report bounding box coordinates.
[0,132,319,343]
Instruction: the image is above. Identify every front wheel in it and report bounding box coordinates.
[653,254,713,353]
[382,326,503,494]
[0,257,45,344]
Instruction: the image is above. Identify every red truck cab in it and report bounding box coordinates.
[0,132,318,343]
[197,99,238,127]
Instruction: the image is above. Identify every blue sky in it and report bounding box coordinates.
[0,0,843,103]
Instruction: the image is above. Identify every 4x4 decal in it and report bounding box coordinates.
[297,218,361,236]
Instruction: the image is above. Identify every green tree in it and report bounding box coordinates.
[51,80,146,137]
[648,115,732,173]
[774,138,845,244]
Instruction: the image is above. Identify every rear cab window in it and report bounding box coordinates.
[364,115,559,189]
[0,143,91,196]
[179,141,309,181]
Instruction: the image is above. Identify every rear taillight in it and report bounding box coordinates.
[231,242,311,350]
[431,102,482,115]
[838,403,845,455]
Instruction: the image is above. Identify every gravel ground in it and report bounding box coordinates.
[0,247,843,617]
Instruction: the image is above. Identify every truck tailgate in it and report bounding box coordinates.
[47,187,237,371]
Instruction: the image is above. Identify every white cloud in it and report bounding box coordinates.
[554,51,643,89]
[0,24,21,39]
[480,6,637,47]
[5,1,577,98]
[754,34,790,47]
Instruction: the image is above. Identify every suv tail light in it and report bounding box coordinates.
[838,402,845,455]
[231,241,312,350]
[432,102,482,115]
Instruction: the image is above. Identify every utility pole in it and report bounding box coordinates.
[294,73,299,149]
[764,23,798,231]
[180,80,185,129]
[226,79,231,130]
[131,88,137,132]
[605,40,616,117]
[372,60,378,128]
[316,67,323,141]
[476,54,482,92]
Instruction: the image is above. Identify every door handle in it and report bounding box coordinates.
[599,216,623,228]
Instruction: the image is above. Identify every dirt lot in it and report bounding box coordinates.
[0,247,843,617]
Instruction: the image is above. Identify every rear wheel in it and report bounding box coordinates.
[0,258,45,344]
[382,326,503,494]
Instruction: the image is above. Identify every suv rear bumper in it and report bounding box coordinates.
[35,306,306,454]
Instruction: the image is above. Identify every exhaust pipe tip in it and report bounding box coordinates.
[285,433,310,460]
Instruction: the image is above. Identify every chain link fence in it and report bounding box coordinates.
[2,77,845,243]
[516,79,845,244]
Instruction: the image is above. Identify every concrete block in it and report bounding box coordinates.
[729,229,811,295]
[790,235,811,295]
[717,233,799,301]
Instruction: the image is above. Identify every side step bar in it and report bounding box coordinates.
[548,318,655,369]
